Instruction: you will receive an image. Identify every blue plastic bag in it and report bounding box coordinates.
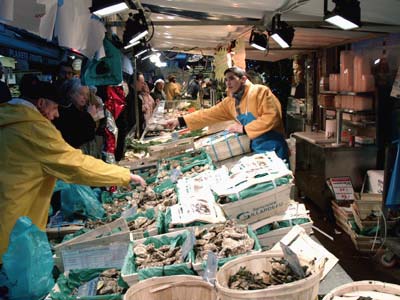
[2,217,54,300]
[58,182,105,220]
[386,141,400,207]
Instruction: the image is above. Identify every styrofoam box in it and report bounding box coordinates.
[220,183,293,224]
[367,170,384,194]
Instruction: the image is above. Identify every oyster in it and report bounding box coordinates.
[133,243,184,270]
[228,258,312,290]
[194,221,254,261]
[128,216,156,232]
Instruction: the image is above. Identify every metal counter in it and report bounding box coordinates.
[293,131,377,210]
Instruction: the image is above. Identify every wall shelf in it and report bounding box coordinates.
[319,91,374,96]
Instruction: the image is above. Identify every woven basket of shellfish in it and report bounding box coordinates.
[216,251,324,300]
[50,268,126,299]
[121,230,195,286]
[192,221,261,275]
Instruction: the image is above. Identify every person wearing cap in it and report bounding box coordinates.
[0,75,145,263]
[166,66,288,160]
[164,74,181,101]
[151,78,166,102]
[0,62,11,104]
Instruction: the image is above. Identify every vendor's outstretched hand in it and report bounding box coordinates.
[227,122,244,134]
[165,119,179,130]
[130,174,146,187]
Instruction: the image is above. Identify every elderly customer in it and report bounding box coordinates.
[0,62,11,104]
[53,78,99,156]
[0,75,145,263]
[151,78,166,102]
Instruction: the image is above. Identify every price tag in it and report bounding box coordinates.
[77,277,99,297]
[280,242,305,278]
[203,251,218,284]
[181,230,195,260]
[329,177,355,201]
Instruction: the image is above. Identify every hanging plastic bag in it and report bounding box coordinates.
[2,216,54,300]
[386,141,400,207]
[83,38,123,86]
[59,182,105,220]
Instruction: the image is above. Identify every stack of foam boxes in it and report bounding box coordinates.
[330,51,375,111]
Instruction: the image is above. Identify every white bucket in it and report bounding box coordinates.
[322,280,400,300]
[216,251,323,300]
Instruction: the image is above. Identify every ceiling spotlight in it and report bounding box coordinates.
[269,14,295,49]
[123,10,149,46]
[123,40,140,50]
[134,42,151,58]
[324,0,360,30]
[249,30,268,51]
[90,0,129,17]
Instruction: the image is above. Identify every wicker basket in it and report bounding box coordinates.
[322,280,400,300]
[124,275,216,300]
[216,251,323,300]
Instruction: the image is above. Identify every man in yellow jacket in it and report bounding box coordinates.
[166,67,288,159]
[0,77,145,262]
[164,74,181,101]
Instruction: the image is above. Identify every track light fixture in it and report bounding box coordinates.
[249,30,268,51]
[269,14,295,49]
[324,0,361,30]
[123,10,149,47]
[134,41,151,58]
[90,0,129,17]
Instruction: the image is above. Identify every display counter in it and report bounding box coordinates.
[293,131,377,210]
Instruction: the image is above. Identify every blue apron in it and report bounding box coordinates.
[236,86,288,160]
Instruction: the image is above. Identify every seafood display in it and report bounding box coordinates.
[228,258,311,290]
[102,194,134,216]
[71,269,125,296]
[194,221,255,262]
[96,269,125,295]
[133,243,183,269]
[127,216,156,231]
[133,186,178,212]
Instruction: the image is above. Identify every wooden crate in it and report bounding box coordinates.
[121,230,192,286]
[252,220,314,250]
[354,195,383,219]
[220,184,293,224]
[54,218,129,254]
[148,137,195,159]
[331,201,354,236]
[201,134,251,162]
[348,228,383,253]
[58,231,131,271]
[46,224,84,239]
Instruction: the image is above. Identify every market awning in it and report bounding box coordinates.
[1,0,400,61]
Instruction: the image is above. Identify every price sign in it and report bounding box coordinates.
[329,177,355,201]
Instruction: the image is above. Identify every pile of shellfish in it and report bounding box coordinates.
[133,243,183,269]
[128,216,156,232]
[194,221,254,262]
[228,258,311,290]
[133,186,177,212]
